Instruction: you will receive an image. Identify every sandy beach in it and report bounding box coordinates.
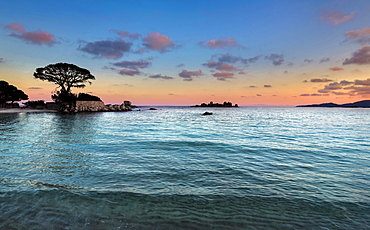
[0,108,58,114]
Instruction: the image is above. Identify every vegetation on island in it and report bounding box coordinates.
[34,63,96,103]
[192,101,238,107]
[0,80,28,107]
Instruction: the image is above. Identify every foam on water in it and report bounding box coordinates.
[0,107,369,229]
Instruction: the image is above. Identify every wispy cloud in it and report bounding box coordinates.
[345,28,370,44]
[319,58,330,63]
[149,74,174,80]
[264,85,272,88]
[0,58,4,63]
[343,46,370,65]
[330,67,344,71]
[112,60,151,69]
[5,22,57,46]
[28,87,42,90]
[320,11,355,25]
[119,69,141,76]
[316,78,370,96]
[179,69,203,81]
[300,93,329,96]
[113,30,142,39]
[310,78,333,82]
[199,37,244,49]
[79,40,132,59]
[264,53,284,66]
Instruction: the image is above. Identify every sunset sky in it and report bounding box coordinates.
[1,0,370,106]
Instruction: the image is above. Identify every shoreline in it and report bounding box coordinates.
[0,108,58,114]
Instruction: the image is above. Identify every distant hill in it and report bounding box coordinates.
[297,100,370,108]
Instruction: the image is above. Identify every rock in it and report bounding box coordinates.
[202,112,213,115]
[149,108,157,110]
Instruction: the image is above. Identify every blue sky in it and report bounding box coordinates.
[1,0,370,105]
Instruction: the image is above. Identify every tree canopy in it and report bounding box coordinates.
[33,63,95,102]
[0,80,29,103]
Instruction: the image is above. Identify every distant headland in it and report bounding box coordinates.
[297,100,370,108]
[191,101,238,107]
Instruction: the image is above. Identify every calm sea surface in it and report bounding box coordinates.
[1,107,369,229]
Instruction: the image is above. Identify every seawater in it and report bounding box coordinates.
[0,107,369,229]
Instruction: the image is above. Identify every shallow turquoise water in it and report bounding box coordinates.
[1,107,369,229]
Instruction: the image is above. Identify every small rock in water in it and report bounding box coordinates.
[149,108,157,110]
[202,112,213,115]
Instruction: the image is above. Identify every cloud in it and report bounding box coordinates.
[354,78,370,85]
[79,39,132,59]
[238,71,246,74]
[343,46,370,65]
[203,61,222,68]
[113,30,142,39]
[249,85,257,88]
[215,53,260,65]
[0,58,3,63]
[316,78,370,96]
[304,59,313,64]
[300,93,329,96]
[310,78,333,82]
[216,64,237,71]
[149,74,174,80]
[112,60,151,69]
[102,66,117,71]
[345,28,370,44]
[265,53,284,66]
[119,69,140,76]
[324,82,343,90]
[320,11,355,25]
[28,87,42,90]
[5,22,57,46]
[339,80,354,86]
[176,63,185,68]
[264,85,272,88]
[330,67,344,71]
[212,71,235,81]
[199,38,243,49]
[319,58,330,63]
[179,69,203,81]
[256,94,262,96]
[142,32,176,53]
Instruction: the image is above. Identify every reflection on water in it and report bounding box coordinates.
[0,108,369,229]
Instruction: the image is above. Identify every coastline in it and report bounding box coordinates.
[0,108,58,114]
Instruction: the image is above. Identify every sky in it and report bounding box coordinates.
[1,0,370,106]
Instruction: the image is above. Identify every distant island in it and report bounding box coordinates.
[297,100,370,108]
[191,101,238,107]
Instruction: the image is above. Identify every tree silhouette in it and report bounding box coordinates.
[33,63,95,102]
[0,80,28,104]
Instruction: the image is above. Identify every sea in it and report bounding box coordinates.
[0,106,369,229]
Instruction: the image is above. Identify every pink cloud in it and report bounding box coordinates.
[330,67,344,71]
[142,32,176,53]
[343,46,370,65]
[0,58,4,63]
[5,22,56,46]
[114,30,142,39]
[212,71,235,81]
[119,69,140,76]
[199,38,243,49]
[345,28,370,44]
[320,11,356,25]
[216,64,237,71]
